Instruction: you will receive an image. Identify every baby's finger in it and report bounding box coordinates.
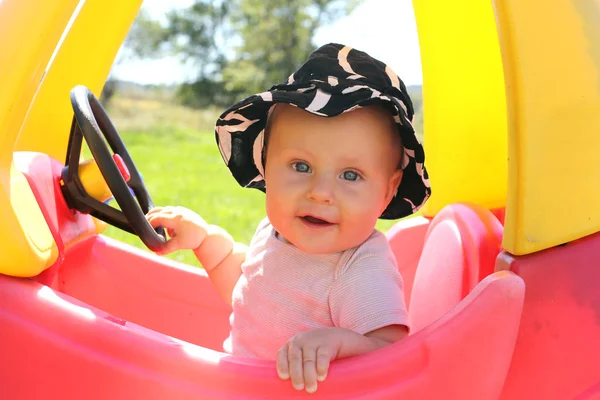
[287,344,305,391]
[302,347,319,393]
[159,206,177,215]
[157,237,183,255]
[316,347,331,382]
[146,214,177,229]
[276,346,290,380]
[145,206,163,217]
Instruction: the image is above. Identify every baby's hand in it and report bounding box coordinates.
[146,206,209,255]
[277,328,345,394]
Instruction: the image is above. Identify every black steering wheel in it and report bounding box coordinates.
[61,85,166,252]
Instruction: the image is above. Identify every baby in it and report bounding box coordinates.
[146,43,430,393]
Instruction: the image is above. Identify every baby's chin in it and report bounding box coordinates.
[288,235,369,254]
[270,216,375,253]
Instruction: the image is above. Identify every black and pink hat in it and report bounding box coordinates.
[215,43,430,220]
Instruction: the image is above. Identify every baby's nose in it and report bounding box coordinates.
[307,176,334,204]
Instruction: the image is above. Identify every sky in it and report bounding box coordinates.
[111,0,423,86]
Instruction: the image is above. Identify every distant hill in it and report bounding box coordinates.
[104,79,178,101]
[108,79,422,106]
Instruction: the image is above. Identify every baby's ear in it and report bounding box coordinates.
[384,169,404,205]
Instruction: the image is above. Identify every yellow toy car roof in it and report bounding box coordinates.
[409,0,600,256]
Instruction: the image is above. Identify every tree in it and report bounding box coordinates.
[127,0,360,107]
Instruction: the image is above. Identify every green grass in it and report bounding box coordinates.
[102,127,266,266]
[102,98,403,266]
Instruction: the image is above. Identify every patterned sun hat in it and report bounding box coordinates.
[215,43,430,220]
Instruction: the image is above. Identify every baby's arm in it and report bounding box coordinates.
[192,224,247,305]
[277,324,407,393]
[146,206,245,305]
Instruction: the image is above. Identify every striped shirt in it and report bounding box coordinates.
[224,218,408,359]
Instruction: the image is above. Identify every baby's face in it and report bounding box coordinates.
[263,104,403,254]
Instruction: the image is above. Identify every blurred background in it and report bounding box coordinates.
[100,0,424,265]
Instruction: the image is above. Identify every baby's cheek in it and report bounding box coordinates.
[344,189,383,224]
[266,190,293,226]
[265,192,283,217]
[341,204,379,241]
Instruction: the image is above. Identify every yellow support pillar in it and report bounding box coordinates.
[15,0,144,163]
[412,0,508,216]
[495,0,600,255]
[0,0,80,276]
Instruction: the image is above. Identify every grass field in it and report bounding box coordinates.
[102,96,410,266]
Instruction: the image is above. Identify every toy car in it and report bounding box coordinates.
[0,0,598,398]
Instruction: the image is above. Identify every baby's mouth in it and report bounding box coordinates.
[300,215,333,225]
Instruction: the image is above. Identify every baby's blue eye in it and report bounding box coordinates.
[293,162,311,173]
[341,170,360,181]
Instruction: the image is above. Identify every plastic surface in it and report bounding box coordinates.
[0,152,526,398]
[410,203,504,332]
[0,0,69,277]
[22,152,98,248]
[413,0,508,216]
[113,154,132,182]
[0,161,59,277]
[0,236,525,399]
[78,158,116,202]
[496,232,600,400]
[0,0,79,168]
[14,0,143,163]
[385,216,431,308]
[495,0,600,255]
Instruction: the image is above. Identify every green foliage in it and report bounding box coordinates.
[124,9,168,58]
[175,78,243,109]
[222,0,351,96]
[126,0,361,107]
[407,85,423,141]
